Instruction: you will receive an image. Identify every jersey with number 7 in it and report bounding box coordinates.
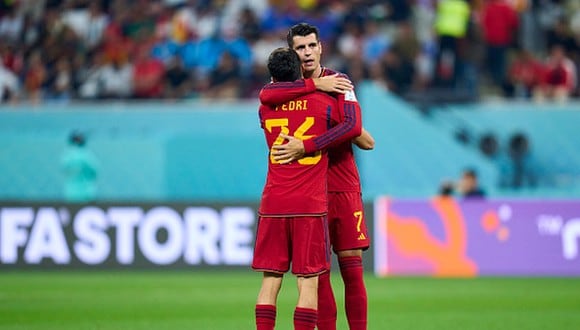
[259,91,342,217]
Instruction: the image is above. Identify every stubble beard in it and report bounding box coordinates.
[302,64,320,79]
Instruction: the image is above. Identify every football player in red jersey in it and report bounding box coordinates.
[253,47,363,330]
[259,23,374,330]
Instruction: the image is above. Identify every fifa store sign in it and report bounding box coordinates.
[0,204,256,268]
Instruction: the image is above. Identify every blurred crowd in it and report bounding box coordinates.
[0,0,578,104]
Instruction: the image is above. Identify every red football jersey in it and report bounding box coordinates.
[259,91,341,216]
[259,67,363,193]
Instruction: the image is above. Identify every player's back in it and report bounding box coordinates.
[259,91,339,216]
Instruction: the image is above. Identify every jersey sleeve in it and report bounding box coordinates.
[302,92,363,153]
[258,106,265,129]
[259,79,316,106]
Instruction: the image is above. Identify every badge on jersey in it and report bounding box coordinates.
[344,90,358,102]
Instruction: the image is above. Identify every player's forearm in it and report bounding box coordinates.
[353,128,375,150]
[259,79,316,106]
[303,101,362,153]
[312,74,353,94]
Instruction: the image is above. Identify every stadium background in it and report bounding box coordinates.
[1,0,580,329]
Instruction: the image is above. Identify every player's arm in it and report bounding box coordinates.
[304,91,362,151]
[353,128,375,150]
[259,79,316,106]
[259,74,353,106]
[272,91,363,163]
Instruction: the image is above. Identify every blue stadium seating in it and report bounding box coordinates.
[431,101,580,196]
[357,82,498,199]
[1,85,579,202]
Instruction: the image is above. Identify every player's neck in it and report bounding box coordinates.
[304,65,323,79]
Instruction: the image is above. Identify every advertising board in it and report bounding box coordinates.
[374,197,580,276]
[0,203,256,269]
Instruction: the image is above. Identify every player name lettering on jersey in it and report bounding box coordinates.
[275,100,308,111]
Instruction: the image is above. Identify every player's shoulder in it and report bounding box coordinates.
[310,90,338,104]
[258,103,275,116]
[322,66,359,103]
[321,67,350,80]
[258,103,274,111]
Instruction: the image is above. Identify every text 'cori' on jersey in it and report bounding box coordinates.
[275,100,308,111]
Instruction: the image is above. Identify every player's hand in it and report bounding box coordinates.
[312,74,353,94]
[352,128,375,150]
[272,133,306,164]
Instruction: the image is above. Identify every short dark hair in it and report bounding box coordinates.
[267,47,301,82]
[463,168,478,179]
[286,22,320,47]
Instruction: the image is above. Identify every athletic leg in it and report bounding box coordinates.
[256,272,283,330]
[316,269,337,330]
[294,275,319,330]
[338,249,367,330]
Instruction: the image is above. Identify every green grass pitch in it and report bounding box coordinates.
[1,271,579,330]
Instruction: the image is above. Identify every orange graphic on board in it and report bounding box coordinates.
[386,197,477,277]
[481,209,510,241]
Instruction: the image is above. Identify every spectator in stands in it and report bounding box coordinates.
[70,52,90,98]
[101,6,135,67]
[478,132,515,189]
[458,168,486,198]
[98,56,133,99]
[377,48,415,96]
[571,3,580,46]
[0,5,24,43]
[222,23,253,79]
[503,47,545,99]
[45,56,73,102]
[507,132,536,189]
[122,3,156,41]
[438,180,455,197]
[362,19,391,67]
[190,2,221,40]
[478,133,499,159]
[163,55,193,99]
[22,50,47,103]
[300,3,341,45]
[151,32,181,66]
[433,0,471,87]
[238,6,262,43]
[337,21,365,61]
[179,35,198,70]
[132,45,165,99]
[458,9,485,98]
[61,130,99,203]
[249,29,285,95]
[533,44,577,103]
[77,51,107,99]
[18,12,42,56]
[342,55,369,88]
[85,2,109,51]
[0,0,578,104]
[195,30,227,77]
[481,0,519,89]
[386,0,413,24]
[61,2,106,52]
[0,56,19,103]
[38,6,68,54]
[259,2,297,34]
[0,40,22,80]
[392,21,430,93]
[413,0,436,51]
[204,50,242,99]
[546,16,578,55]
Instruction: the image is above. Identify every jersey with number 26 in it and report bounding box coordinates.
[259,91,341,217]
